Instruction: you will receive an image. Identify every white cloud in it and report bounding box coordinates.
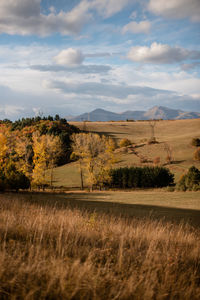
[122,20,151,34]
[148,0,200,22]
[127,42,200,64]
[90,0,132,18]
[0,0,91,36]
[54,48,84,66]
[0,0,135,36]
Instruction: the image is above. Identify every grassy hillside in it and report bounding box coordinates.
[50,119,200,188]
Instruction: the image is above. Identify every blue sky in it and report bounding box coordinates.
[0,0,200,120]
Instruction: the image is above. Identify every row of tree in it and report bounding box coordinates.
[109,166,174,189]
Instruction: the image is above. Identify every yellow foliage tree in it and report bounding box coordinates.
[32,132,62,189]
[72,133,116,190]
[0,132,8,166]
[0,125,14,167]
[15,134,33,180]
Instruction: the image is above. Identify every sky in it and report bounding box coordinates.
[0,0,200,120]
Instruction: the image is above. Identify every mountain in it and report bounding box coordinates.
[69,106,200,122]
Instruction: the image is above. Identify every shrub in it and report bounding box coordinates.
[119,138,132,148]
[3,162,30,191]
[177,166,200,191]
[191,138,200,147]
[194,148,200,161]
[110,166,174,189]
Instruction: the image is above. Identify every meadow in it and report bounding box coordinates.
[0,192,200,299]
[49,118,200,188]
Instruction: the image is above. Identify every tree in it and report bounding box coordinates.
[32,132,63,189]
[45,135,63,187]
[15,134,34,181]
[72,133,116,190]
[191,138,200,147]
[194,147,200,161]
[164,143,173,164]
[4,160,30,191]
[32,133,48,189]
[0,131,8,166]
[178,166,200,191]
[148,120,157,143]
[119,138,132,148]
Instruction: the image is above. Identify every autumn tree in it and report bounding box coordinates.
[72,133,116,190]
[194,147,200,161]
[32,132,63,189]
[0,126,30,191]
[45,134,63,187]
[15,133,34,181]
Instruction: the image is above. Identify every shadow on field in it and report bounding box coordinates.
[88,130,124,138]
[12,192,200,228]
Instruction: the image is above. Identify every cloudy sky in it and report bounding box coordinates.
[0,0,200,120]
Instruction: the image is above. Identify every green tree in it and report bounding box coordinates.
[178,166,200,191]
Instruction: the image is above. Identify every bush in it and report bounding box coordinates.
[177,166,200,191]
[119,138,132,148]
[110,166,174,189]
[191,138,200,147]
[3,162,30,191]
[194,148,200,161]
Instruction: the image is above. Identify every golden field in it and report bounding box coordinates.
[50,119,200,188]
[0,192,200,299]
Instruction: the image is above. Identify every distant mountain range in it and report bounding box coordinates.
[68,106,200,122]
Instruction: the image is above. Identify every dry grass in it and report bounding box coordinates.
[0,193,200,299]
[50,119,200,188]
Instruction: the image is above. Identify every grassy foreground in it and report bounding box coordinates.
[0,192,200,299]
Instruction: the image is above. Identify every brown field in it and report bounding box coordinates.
[50,119,200,188]
[0,192,200,299]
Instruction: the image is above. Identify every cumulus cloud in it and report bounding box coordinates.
[122,20,151,34]
[0,0,135,36]
[127,42,200,64]
[148,0,200,22]
[54,48,84,66]
[0,0,91,36]
[53,48,118,68]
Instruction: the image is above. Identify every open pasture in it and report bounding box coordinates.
[51,119,200,188]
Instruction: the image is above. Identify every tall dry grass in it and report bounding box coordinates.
[0,194,200,299]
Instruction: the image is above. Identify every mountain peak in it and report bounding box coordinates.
[69,106,200,122]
